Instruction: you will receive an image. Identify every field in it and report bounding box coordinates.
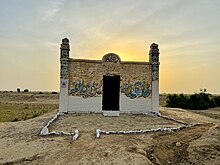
[0,92,58,122]
[0,92,220,165]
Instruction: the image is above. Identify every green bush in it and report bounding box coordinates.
[17,88,20,93]
[166,92,216,110]
[214,96,220,107]
[24,89,29,92]
[166,94,188,109]
[187,93,209,110]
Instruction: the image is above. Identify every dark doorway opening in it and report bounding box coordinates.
[102,75,120,111]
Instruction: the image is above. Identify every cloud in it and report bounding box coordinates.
[42,0,65,21]
[0,0,220,93]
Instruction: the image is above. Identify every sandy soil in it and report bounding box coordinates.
[0,92,220,165]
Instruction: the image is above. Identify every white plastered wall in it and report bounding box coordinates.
[120,94,152,114]
[66,94,152,114]
[151,80,159,113]
[59,79,69,112]
[68,96,102,113]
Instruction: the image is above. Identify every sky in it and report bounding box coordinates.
[0,0,220,94]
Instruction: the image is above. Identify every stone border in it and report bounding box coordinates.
[39,113,79,140]
[157,113,190,125]
[96,123,200,138]
[40,112,204,140]
[95,113,201,138]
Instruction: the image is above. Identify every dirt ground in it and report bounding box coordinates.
[0,92,220,165]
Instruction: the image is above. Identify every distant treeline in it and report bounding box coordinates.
[166,90,220,110]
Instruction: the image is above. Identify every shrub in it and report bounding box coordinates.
[17,88,20,93]
[187,93,209,110]
[24,89,29,92]
[214,96,220,107]
[166,94,189,109]
[166,92,216,110]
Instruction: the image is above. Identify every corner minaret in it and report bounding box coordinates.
[59,38,70,112]
[149,43,160,113]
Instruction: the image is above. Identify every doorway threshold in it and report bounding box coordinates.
[103,111,120,117]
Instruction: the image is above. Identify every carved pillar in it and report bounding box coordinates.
[149,43,160,113]
[59,38,70,112]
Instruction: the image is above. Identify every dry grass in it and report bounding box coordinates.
[0,91,59,122]
[159,94,167,107]
[0,102,58,122]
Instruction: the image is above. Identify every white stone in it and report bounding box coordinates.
[73,130,79,140]
[40,126,49,135]
[175,142,182,147]
[103,111,119,117]
[96,129,101,138]
[50,131,56,134]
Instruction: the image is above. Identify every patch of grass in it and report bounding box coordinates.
[0,102,58,122]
